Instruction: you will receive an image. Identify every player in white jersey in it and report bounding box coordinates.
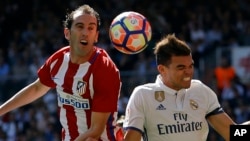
[0,4,122,141]
[123,34,250,141]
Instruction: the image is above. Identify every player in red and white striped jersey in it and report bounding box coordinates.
[0,4,122,141]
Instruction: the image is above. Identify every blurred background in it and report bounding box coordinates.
[0,0,250,141]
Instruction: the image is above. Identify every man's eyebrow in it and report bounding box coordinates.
[89,22,97,26]
[74,22,97,26]
[176,62,194,68]
[176,64,185,68]
[75,22,83,26]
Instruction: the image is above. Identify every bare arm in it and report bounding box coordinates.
[75,112,111,141]
[124,129,142,141]
[207,112,236,141]
[0,78,50,116]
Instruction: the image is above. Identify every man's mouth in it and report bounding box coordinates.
[183,77,191,81]
[80,40,88,45]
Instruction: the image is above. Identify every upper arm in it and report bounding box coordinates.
[207,112,236,141]
[90,112,111,135]
[0,78,50,116]
[33,78,51,95]
[75,112,111,141]
[20,78,51,102]
[124,129,142,141]
[92,58,121,112]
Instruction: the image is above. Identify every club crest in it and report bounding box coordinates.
[77,81,86,96]
[154,91,165,102]
[190,99,198,110]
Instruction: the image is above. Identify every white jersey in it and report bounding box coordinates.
[123,75,223,141]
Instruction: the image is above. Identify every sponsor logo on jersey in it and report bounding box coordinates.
[77,81,86,96]
[190,99,198,110]
[156,104,166,110]
[58,92,90,109]
[157,121,203,134]
[157,112,203,134]
[154,91,165,102]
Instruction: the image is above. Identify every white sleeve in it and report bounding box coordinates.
[191,80,222,116]
[203,84,222,115]
[123,86,145,133]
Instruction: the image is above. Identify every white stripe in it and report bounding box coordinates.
[89,74,94,98]
[72,63,90,95]
[74,63,91,134]
[55,53,70,88]
[60,107,71,141]
[75,107,88,134]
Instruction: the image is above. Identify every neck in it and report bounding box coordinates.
[70,48,95,64]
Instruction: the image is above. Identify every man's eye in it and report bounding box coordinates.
[88,27,94,30]
[78,26,83,29]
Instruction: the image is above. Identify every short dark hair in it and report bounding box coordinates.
[63,4,101,30]
[154,34,191,66]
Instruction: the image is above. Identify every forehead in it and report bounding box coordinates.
[171,55,193,65]
[73,10,97,24]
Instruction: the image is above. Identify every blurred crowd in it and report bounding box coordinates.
[0,0,250,140]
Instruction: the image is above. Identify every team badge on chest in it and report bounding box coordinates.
[190,99,198,110]
[154,91,165,102]
[76,81,86,96]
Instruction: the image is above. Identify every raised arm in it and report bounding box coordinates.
[207,112,236,141]
[0,78,51,116]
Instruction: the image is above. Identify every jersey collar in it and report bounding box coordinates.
[155,75,186,96]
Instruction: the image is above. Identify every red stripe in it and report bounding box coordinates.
[80,50,100,129]
[51,58,63,77]
[62,61,79,140]
[81,66,92,129]
[50,48,69,77]
[62,61,79,93]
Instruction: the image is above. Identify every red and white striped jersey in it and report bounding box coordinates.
[38,46,121,141]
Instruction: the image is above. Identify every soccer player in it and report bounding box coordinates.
[0,4,122,141]
[123,34,250,141]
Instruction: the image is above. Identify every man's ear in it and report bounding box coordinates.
[64,28,70,40]
[95,31,99,43]
[157,64,166,74]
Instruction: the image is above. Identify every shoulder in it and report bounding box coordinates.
[190,79,207,88]
[54,46,70,56]
[129,83,158,103]
[91,47,120,80]
[94,47,118,69]
[95,47,112,61]
[47,46,70,62]
[189,79,216,95]
[52,46,70,56]
[133,83,159,94]
[189,79,213,92]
